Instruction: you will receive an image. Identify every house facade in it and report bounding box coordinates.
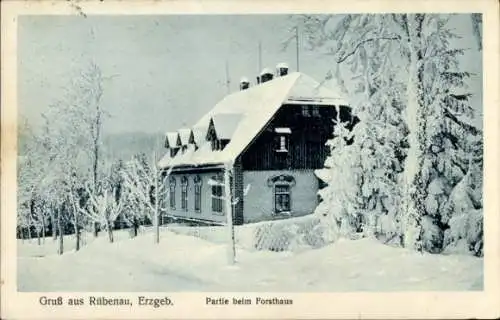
[158,65,357,225]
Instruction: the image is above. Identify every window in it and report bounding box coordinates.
[275,135,289,152]
[194,176,202,213]
[211,174,224,214]
[267,174,295,216]
[169,177,176,209]
[211,139,221,151]
[301,105,311,117]
[280,136,287,150]
[311,106,320,117]
[181,176,188,211]
[274,184,291,214]
[274,127,291,152]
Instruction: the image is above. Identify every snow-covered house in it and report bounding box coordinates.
[158,64,357,225]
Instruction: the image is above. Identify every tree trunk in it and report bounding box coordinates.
[155,173,160,244]
[106,217,114,243]
[224,163,236,264]
[37,229,41,245]
[51,209,57,241]
[72,201,80,251]
[401,14,426,252]
[57,206,64,255]
[92,100,102,238]
[27,225,32,243]
[75,223,80,252]
[93,222,99,237]
[42,219,46,244]
[132,217,138,237]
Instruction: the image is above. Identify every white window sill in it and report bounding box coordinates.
[275,149,289,153]
[273,211,292,216]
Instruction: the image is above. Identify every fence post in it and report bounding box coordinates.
[224,162,236,264]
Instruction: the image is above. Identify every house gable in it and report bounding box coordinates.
[240,103,356,171]
[158,72,350,169]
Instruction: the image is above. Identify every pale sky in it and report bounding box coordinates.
[18,14,482,135]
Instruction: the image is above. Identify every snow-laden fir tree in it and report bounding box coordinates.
[302,14,409,244]
[298,14,482,255]
[399,14,483,254]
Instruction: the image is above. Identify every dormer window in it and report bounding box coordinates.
[302,105,311,117]
[311,106,320,117]
[212,139,221,151]
[275,127,291,152]
[170,148,178,158]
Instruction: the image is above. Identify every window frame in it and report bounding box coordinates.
[311,106,321,117]
[267,174,295,216]
[275,134,290,153]
[211,174,224,215]
[274,127,291,153]
[274,184,291,215]
[301,105,311,117]
[169,177,176,210]
[194,175,202,213]
[181,176,188,211]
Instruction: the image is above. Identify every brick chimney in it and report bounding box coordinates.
[240,77,250,90]
[276,62,289,77]
[260,68,273,83]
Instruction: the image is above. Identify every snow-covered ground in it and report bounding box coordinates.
[17,228,483,292]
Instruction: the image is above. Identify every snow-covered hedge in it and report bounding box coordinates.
[165,215,331,252]
[237,215,326,252]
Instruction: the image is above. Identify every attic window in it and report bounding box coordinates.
[170,148,178,158]
[302,105,311,117]
[275,127,291,152]
[212,139,222,151]
[312,106,320,117]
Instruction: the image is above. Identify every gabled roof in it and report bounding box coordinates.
[158,72,348,169]
[178,128,193,146]
[211,113,244,140]
[165,132,179,148]
[192,126,207,146]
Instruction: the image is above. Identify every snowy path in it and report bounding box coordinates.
[18,232,215,291]
[17,230,483,292]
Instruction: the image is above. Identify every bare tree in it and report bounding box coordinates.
[122,152,172,243]
[74,180,123,243]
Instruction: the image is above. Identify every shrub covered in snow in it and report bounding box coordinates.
[249,215,325,251]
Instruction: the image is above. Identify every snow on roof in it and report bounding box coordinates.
[212,113,244,140]
[286,73,348,105]
[240,77,249,83]
[165,132,179,148]
[178,128,192,146]
[260,68,273,75]
[276,62,289,69]
[192,126,207,146]
[275,127,292,134]
[158,72,349,169]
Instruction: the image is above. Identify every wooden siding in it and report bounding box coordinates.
[241,104,355,171]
